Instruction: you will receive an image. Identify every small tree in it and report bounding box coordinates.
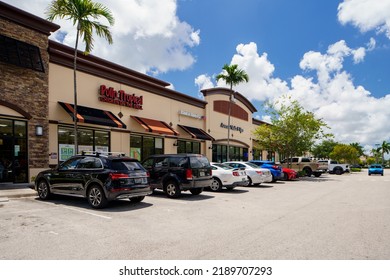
[311,140,338,159]
[254,99,331,162]
[329,144,359,163]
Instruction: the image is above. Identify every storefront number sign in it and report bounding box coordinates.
[59,144,75,161]
[99,85,143,110]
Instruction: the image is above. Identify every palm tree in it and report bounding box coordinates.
[380,141,390,164]
[46,0,114,154]
[216,64,249,161]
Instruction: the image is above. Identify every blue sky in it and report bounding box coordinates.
[5,0,390,153]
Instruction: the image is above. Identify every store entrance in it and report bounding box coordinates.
[0,118,28,183]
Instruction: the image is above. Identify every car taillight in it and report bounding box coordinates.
[186,169,193,180]
[272,165,279,170]
[256,171,263,175]
[233,171,240,176]
[109,173,130,180]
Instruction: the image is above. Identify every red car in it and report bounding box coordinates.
[282,167,297,180]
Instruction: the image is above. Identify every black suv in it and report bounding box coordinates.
[142,154,212,198]
[34,152,152,208]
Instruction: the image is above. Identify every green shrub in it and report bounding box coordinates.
[350,168,361,172]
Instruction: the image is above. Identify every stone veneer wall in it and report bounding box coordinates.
[0,16,50,176]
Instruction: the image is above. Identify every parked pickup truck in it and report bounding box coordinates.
[280,157,325,177]
[317,160,350,175]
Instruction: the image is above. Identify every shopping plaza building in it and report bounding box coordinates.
[0,2,274,184]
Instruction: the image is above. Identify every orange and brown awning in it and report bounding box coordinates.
[59,102,126,128]
[131,116,179,136]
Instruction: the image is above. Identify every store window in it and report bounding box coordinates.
[177,140,200,154]
[130,135,163,161]
[0,118,28,183]
[212,144,248,162]
[58,126,110,162]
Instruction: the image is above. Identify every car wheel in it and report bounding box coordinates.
[130,196,145,203]
[226,186,235,190]
[334,168,342,175]
[87,185,108,209]
[247,177,253,186]
[37,180,51,200]
[164,181,181,198]
[210,177,223,192]
[271,174,277,182]
[303,167,312,177]
[283,173,289,180]
[190,188,203,195]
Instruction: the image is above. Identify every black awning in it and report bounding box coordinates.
[59,102,126,129]
[178,125,214,141]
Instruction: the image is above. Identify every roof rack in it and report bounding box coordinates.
[79,151,127,157]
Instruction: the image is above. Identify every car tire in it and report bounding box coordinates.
[303,167,312,177]
[37,180,51,200]
[87,185,108,209]
[334,168,342,175]
[247,176,253,186]
[129,196,145,203]
[190,188,203,195]
[226,186,235,190]
[164,181,181,198]
[210,177,223,192]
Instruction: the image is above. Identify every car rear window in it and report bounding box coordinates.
[189,156,210,168]
[213,163,233,170]
[111,160,145,171]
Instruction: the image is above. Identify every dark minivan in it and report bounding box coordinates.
[142,154,213,198]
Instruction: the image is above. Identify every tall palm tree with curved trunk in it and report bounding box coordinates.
[380,140,390,164]
[216,64,249,161]
[46,0,114,154]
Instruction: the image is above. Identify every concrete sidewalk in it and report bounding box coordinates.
[0,183,36,201]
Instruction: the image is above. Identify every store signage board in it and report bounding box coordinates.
[179,110,204,120]
[220,122,244,133]
[99,85,143,110]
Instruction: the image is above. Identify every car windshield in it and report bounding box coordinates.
[370,165,382,168]
[212,163,233,170]
[190,156,210,168]
[111,160,145,171]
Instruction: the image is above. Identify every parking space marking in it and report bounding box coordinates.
[36,200,112,220]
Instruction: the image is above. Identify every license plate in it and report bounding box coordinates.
[134,178,145,184]
[199,171,205,177]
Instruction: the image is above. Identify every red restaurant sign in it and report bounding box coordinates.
[99,85,143,110]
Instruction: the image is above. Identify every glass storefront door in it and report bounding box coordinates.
[0,118,28,183]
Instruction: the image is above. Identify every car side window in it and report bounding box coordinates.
[155,157,168,168]
[60,157,81,170]
[169,157,188,168]
[142,158,154,169]
[77,157,103,169]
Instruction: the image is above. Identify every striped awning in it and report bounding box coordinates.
[59,102,126,128]
[131,116,179,136]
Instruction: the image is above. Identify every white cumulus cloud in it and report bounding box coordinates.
[338,0,390,39]
[5,0,200,75]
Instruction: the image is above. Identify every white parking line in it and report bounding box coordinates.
[36,200,112,220]
[62,206,112,220]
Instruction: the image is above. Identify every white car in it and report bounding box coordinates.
[224,161,273,186]
[210,162,249,191]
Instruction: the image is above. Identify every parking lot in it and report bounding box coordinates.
[1,171,390,260]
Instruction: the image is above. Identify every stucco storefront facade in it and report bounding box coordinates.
[1,2,274,184]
